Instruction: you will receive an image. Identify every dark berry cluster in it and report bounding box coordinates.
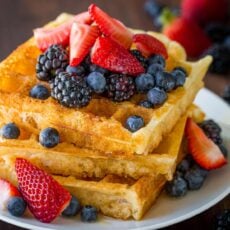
[50,72,92,108]
[36,45,68,81]
[166,155,208,197]
[134,54,187,109]
[106,74,135,102]
[166,119,228,197]
[215,209,230,230]
[199,119,222,144]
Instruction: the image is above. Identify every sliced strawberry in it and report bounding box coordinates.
[185,118,227,170]
[132,33,168,59]
[0,178,21,210]
[88,4,133,49]
[70,23,100,66]
[91,37,145,76]
[34,11,92,51]
[15,158,71,223]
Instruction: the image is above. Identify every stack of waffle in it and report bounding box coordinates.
[0,14,211,220]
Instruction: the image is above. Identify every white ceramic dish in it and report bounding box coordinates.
[0,88,229,230]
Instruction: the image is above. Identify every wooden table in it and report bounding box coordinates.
[0,0,229,229]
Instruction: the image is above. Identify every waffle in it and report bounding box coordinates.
[0,113,187,180]
[0,13,212,155]
[0,145,186,220]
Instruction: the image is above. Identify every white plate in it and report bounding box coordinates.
[0,88,230,230]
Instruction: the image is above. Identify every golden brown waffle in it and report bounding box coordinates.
[0,13,212,155]
[0,113,187,180]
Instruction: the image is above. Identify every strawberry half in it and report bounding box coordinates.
[70,23,100,66]
[34,11,92,51]
[91,37,145,76]
[132,33,168,59]
[88,4,133,49]
[0,178,21,210]
[15,158,71,223]
[185,118,227,170]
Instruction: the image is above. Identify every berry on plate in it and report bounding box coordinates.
[15,158,71,223]
[62,195,81,217]
[81,205,98,222]
[163,17,212,57]
[7,197,27,217]
[88,4,133,49]
[0,178,21,210]
[132,34,168,59]
[70,23,100,66]
[34,11,92,51]
[91,37,145,76]
[185,118,227,170]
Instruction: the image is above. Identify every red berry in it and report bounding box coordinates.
[0,178,21,210]
[132,33,168,59]
[34,11,92,51]
[163,18,212,57]
[182,0,229,26]
[91,37,145,76]
[15,158,71,223]
[88,4,133,49]
[70,23,100,66]
[185,118,227,170]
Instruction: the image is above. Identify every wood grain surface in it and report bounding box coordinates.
[0,0,229,229]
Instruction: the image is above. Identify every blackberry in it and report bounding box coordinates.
[215,209,230,230]
[50,72,92,108]
[130,49,147,69]
[200,120,223,144]
[106,74,135,102]
[36,45,68,81]
[203,44,230,75]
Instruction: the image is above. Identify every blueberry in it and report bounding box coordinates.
[62,196,80,217]
[184,165,208,190]
[144,0,164,18]
[177,159,191,173]
[173,67,187,76]
[86,72,106,94]
[39,127,60,148]
[89,64,109,75]
[166,175,188,197]
[125,115,145,132]
[1,123,20,139]
[147,63,164,76]
[29,84,50,100]
[155,72,176,92]
[147,87,167,106]
[7,197,27,217]
[218,144,228,158]
[81,205,98,222]
[135,73,155,92]
[171,69,186,87]
[147,54,165,67]
[66,65,85,77]
[139,100,153,108]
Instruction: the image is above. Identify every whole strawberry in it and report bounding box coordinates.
[15,158,71,223]
[182,0,229,26]
[163,17,212,57]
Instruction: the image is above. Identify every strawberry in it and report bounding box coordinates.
[34,11,92,51]
[185,118,227,170]
[0,178,21,210]
[70,23,100,66]
[15,158,71,223]
[132,33,168,59]
[91,37,145,76]
[182,0,229,26]
[88,4,133,49]
[163,17,212,57]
